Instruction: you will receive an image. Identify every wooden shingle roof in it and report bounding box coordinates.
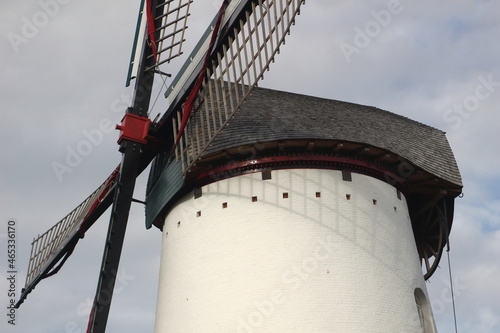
[203,86,462,188]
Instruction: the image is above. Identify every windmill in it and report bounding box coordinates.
[15,0,462,332]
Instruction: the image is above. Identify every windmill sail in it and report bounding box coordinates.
[127,0,193,86]
[167,0,305,173]
[16,0,197,309]
[15,166,120,307]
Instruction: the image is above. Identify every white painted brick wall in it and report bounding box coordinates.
[154,169,435,332]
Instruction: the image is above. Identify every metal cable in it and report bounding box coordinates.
[447,246,459,333]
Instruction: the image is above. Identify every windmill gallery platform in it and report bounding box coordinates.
[145,86,463,332]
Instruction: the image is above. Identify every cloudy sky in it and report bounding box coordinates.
[1,1,499,332]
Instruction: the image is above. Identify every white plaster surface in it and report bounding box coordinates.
[154,168,435,332]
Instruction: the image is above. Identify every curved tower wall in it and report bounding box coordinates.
[154,168,437,332]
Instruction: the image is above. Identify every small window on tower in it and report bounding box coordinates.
[283,192,289,199]
[342,170,352,182]
[262,170,272,180]
[194,187,202,199]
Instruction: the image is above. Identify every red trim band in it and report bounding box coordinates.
[194,155,408,193]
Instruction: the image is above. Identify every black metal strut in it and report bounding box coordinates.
[87,1,162,331]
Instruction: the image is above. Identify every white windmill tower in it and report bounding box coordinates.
[16,1,462,332]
